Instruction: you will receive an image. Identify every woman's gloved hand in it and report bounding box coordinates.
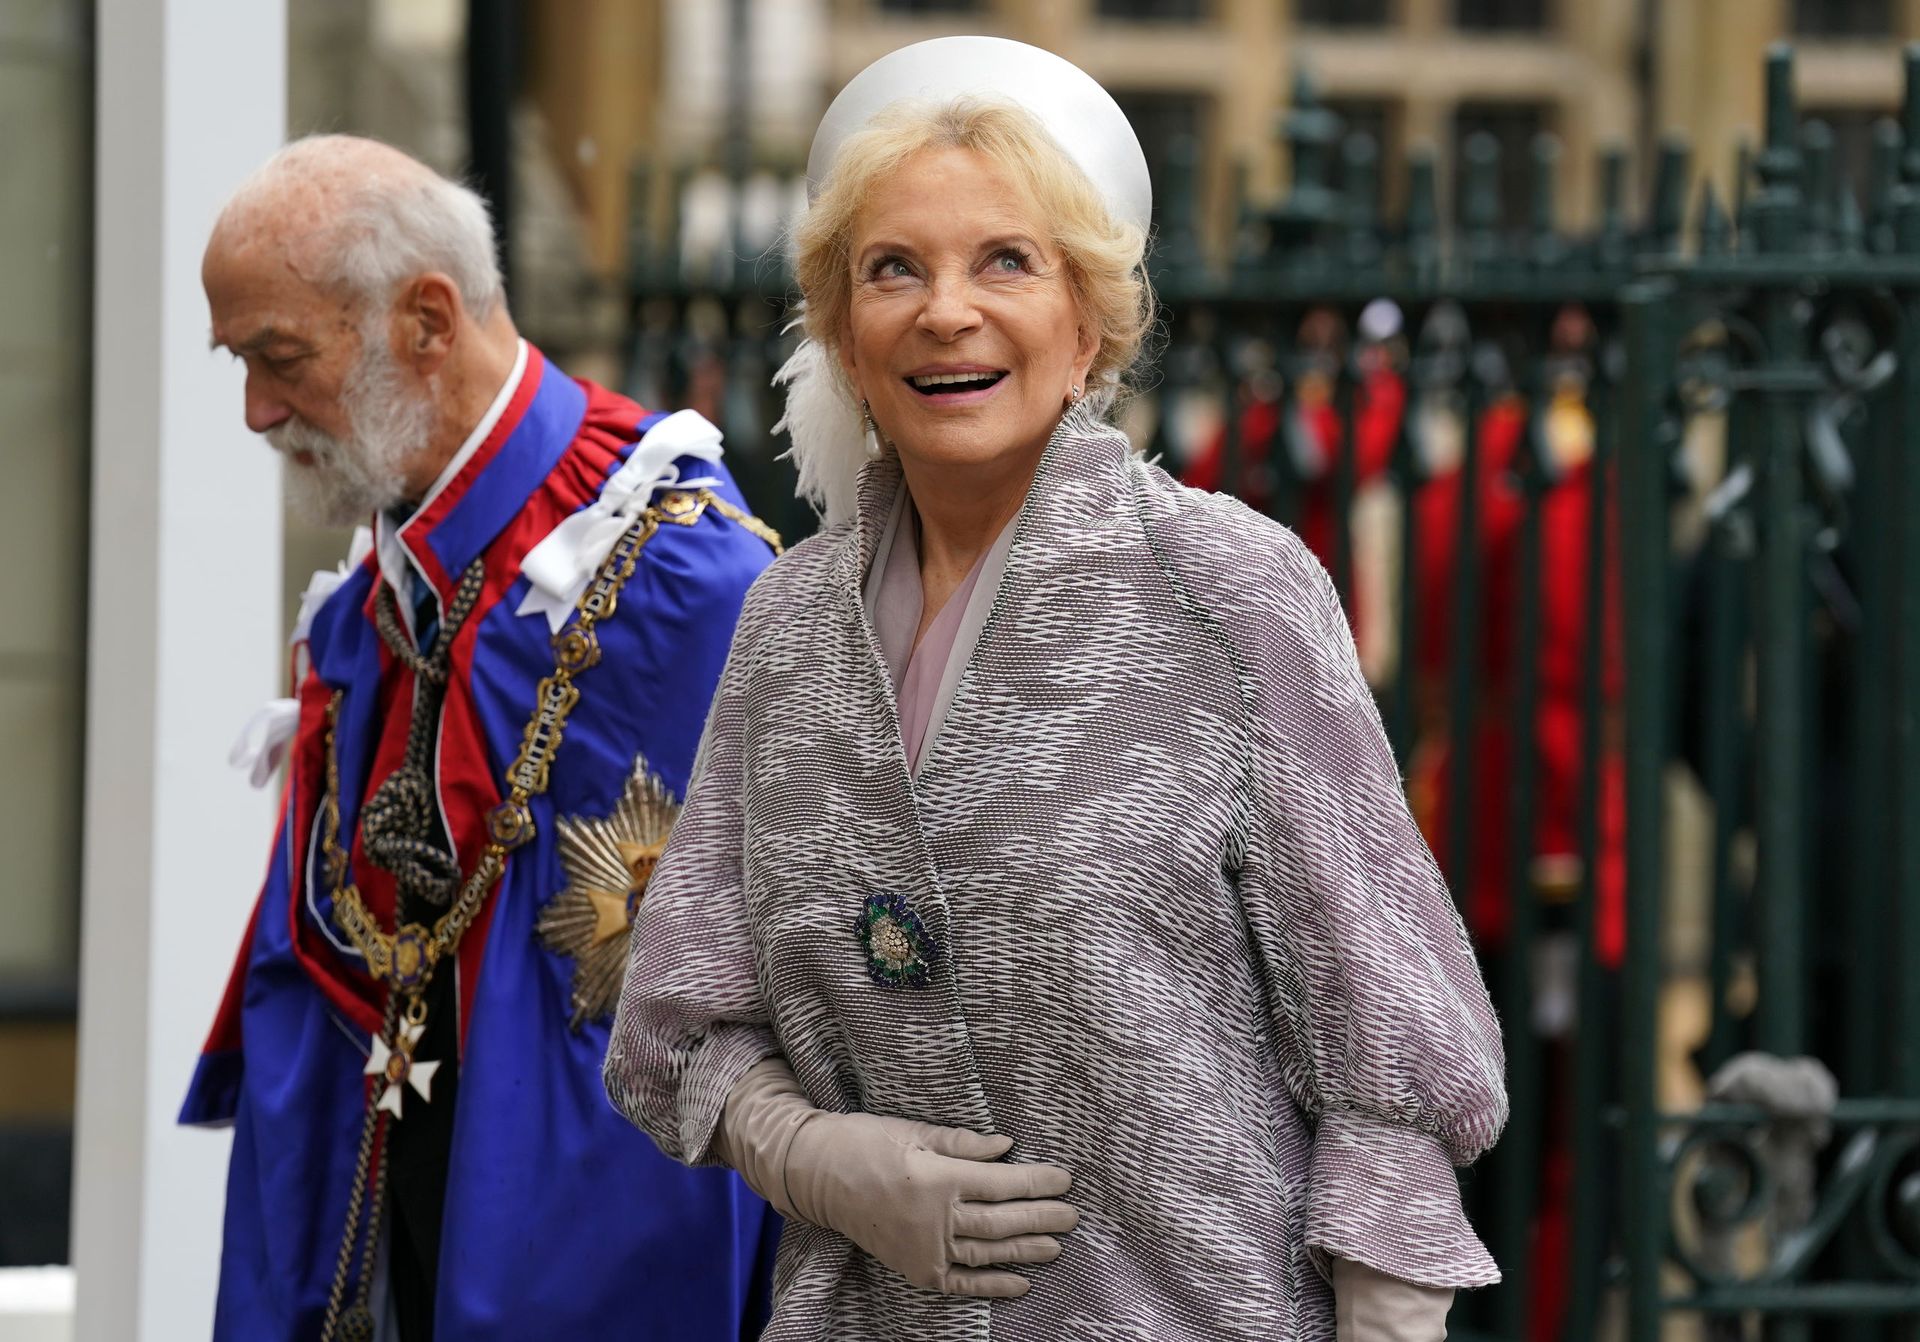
[1333,1257,1456,1342]
[713,1058,1078,1297]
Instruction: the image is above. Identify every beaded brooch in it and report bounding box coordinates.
[854,891,938,988]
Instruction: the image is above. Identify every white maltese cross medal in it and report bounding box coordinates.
[534,757,680,1029]
[364,1020,439,1119]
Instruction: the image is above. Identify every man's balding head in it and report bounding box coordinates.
[208,135,503,326]
[205,135,520,525]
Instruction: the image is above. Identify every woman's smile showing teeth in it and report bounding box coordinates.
[905,368,1008,399]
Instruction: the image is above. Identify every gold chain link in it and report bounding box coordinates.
[323,510,664,980]
[702,492,784,554]
[319,990,399,1341]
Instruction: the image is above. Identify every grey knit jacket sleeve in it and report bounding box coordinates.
[1166,494,1508,1287]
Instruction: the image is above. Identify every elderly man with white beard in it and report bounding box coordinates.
[182,135,781,1342]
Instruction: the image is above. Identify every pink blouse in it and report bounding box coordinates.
[863,484,1017,773]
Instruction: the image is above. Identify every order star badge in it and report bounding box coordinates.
[364,1021,439,1119]
[534,757,680,1029]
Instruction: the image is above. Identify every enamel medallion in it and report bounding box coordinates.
[364,1020,438,1119]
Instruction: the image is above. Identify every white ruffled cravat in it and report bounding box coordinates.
[516,409,725,633]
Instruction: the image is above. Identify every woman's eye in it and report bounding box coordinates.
[991,250,1029,273]
[870,257,912,280]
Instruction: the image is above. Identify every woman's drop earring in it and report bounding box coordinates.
[860,399,884,458]
[1069,384,1084,406]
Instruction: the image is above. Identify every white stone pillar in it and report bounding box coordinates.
[72,1,285,1339]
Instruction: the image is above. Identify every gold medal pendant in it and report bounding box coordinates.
[535,757,679,1028]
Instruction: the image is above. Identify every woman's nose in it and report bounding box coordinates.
[916,273,983,342]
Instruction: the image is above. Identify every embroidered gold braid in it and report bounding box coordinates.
[315,489,774,1341]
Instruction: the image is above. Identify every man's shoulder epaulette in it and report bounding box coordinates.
[654,487,783,556]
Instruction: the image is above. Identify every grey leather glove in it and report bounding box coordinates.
[1333,1258,1455,1342]
[713,1058,1078,1297]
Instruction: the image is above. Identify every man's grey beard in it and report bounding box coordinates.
[268,330,435,527]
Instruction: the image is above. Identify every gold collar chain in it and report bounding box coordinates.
[317,494,723,995]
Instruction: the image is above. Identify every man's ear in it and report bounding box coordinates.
[401,272,462,372]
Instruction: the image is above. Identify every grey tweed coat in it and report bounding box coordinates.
[605,406,1508,1341]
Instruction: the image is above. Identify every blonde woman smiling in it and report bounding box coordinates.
[607,37,1506,1342]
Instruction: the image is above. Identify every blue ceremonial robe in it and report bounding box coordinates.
[181,347,780,1339]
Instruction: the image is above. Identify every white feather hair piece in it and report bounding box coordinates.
[772,319,870,528]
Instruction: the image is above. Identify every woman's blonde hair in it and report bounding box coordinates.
[791,97,1154,409]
